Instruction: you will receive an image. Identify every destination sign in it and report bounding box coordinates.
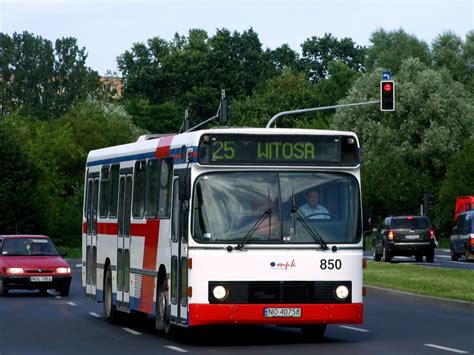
[198,134,359,166]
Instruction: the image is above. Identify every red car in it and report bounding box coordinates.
[0,235,72,296]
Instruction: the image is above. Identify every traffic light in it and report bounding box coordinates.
[380,80,395,111]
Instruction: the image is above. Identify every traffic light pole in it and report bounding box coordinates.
[265,100,379,128]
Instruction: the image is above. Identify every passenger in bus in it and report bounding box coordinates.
[298,189,330,219]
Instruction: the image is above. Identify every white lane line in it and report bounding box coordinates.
[436,255,452,259]
[75,264,82,268]
[339,325,370,333]
[163,345,189,353]
[123,327,141,335]
[67,301,77,306]
[424,344,468,353]
[89,312,101,318]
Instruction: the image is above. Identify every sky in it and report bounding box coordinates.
[1,0,473,75]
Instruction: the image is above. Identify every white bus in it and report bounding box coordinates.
[82,127,365,338]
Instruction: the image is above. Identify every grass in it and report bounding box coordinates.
[364,260,474,303]
[56,246,81,259]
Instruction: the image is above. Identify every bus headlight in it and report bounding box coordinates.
[335,285,349,300]
[212,285,228,301]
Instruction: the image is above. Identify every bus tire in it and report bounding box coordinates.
[301,324,326,340]
[104,266,119,324]
[156,277,175,338]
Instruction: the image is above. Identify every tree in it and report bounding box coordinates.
[300,33,366,83]
[0,118,41,233]
[124,98,182,133]
[230,71,327,128]
[365,28,431,74]
[333,58,474,224]
[437,136,474,232]
[431,31,465,82]
[0,32,101,119]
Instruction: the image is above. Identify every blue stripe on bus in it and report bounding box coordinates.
[86,151,157,167]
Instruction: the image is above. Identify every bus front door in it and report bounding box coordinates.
[85,173,99,299]
[170,177,189,325]
[116,173,132,311]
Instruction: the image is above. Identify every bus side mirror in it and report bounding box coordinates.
[179,171,191,201]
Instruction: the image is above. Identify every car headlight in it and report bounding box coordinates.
[212,285,228,300]
[6,267,24,274]
[56,267,71,274]
[335,285,349,300]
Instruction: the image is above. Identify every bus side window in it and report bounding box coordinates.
[145,158,160,218]
[133,160,147,219]
[99,166,110,218]
[108,164,119,218]
[158,158,172,218]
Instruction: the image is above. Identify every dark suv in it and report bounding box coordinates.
[372,216,436,263]
[450,211,474,261]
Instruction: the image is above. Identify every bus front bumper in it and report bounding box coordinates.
[188,303,363,326]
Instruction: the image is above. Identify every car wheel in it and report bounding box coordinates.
[451,245,458,261]
[58,286,70,297]
[0,280,9,296]
[382,247,392,262]
[155,277,175,338]
[39,288,48,296]
[300,324,327,340]
[415,254,423,262]
[373,245,381,262]
[104,266,119,324]
[426,248,435,263]
[466,250,472,262]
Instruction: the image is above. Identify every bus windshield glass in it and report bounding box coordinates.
[192,172,360,245]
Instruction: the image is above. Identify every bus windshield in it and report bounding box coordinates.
[192,172,361,245]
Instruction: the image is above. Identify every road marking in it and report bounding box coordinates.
[424,344,468,353]
[89,312,101,318]
[75,264,82,268]
[339,325,370,333]
[164,346,189,353]
[123,327,141,335]
[436,255,452,259]
[67,302,77,306]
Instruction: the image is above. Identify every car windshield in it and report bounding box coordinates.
[192,171,361,245]
[391,217,431,229]
[1,238,60,256]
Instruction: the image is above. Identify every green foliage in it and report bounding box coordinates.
[301,33,366,83]
[230,71,327,128]
[0,32,102,119]
[124,98,182,133]
[365,28,431,74]
[437,136,474,231]
[334,58,474,226]
[0,119,41,233]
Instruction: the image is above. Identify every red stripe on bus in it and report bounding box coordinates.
[140,219,160,314]
[188,303,363,327]
[156,135,174,158]
[97,223,119,235]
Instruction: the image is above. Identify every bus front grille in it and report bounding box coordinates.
[208,281,352,304]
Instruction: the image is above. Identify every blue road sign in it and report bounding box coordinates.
[382,71,391,80]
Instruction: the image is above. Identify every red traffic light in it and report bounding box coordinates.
[380,80,395,111]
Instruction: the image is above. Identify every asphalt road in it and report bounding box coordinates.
[0,260,473,355]
[364,248,474,271]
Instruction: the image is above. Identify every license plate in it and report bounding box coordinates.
[405,235,419,240]
[264,307,301,318]
[30,276,52,282]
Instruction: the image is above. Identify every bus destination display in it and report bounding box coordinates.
[198,134,359,166]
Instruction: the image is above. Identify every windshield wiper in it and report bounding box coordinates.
[291,190,328,250]
[235,207,272,250]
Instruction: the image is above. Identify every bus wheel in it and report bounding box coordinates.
[156,278,175,338]
[104,266,118,324]
[301,324,326,340]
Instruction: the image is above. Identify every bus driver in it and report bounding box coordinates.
[298,189,330,219]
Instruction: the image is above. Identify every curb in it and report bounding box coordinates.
[365,285,474,312]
